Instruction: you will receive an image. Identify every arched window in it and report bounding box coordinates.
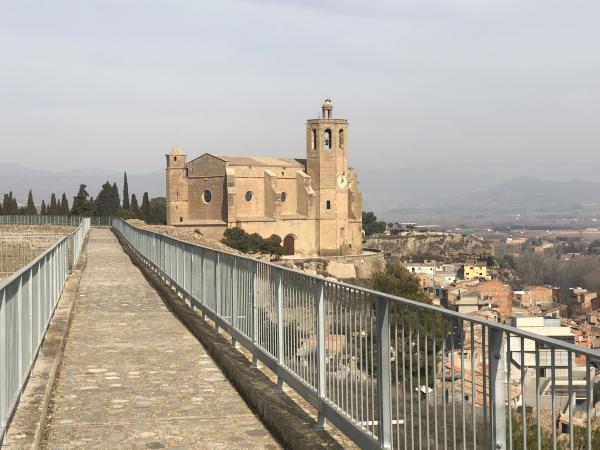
[280,192,287,203]
[311,129,317,150]
[324,129,332,149]
[338,129,344,149]
[202,190,212,204]
[245,191,253,201]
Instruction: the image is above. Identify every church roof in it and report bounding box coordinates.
[217,156,304,168]
[167,146,185,156]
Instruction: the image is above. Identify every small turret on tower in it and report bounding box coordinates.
[322,98,333,119]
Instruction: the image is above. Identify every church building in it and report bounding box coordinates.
[165,100,362,256]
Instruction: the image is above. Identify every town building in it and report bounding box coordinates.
[461,262,490,281]
[165,100,363,256]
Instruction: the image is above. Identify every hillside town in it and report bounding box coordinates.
[364,220,600,434]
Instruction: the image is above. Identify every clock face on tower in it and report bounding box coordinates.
[337,173,347,189]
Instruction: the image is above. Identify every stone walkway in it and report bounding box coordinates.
[43,229,280,449]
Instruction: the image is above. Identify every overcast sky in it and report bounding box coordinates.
[1,0,599,176]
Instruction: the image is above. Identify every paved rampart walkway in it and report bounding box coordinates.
[43,228,279,449]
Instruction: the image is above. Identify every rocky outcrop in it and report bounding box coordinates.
[366,232,494,262]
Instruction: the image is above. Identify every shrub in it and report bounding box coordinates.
[222,227,283,256]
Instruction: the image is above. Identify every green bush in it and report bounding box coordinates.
[222,227,283,256]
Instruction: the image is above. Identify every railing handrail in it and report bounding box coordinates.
[114,217,600,360]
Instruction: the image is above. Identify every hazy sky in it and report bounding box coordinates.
[1,0,599,175]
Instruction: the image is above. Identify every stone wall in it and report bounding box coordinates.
[0,225,74,280]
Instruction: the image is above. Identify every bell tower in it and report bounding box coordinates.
[165,146,188,226]
[306,99,351,255]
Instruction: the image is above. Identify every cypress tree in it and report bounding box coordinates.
[41,200,47,215]
[112,182,121,212]
[49,193,57,215]
[131,194,140,217]
[26,190,37,215]
[141,192,151,222]
[60,193,69,214]
[0,202,3,215]
[89,196,95,216]
[122,172,130,210]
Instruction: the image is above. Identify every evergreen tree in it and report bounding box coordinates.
[131,193,140,217]
[94,181,113,216]
[122,172,130,210]
[141,192,151,222]
[148,197,166,224]
[3,192,18,214]
[0,202,3,215]
[49,193,58,215]
[71,184,92,216]
[89,196,95,216]
[41,200,47,215]
[112,182,121,212]
[2,193,8,213]
[60,193,69,214]
[26,190,37,215]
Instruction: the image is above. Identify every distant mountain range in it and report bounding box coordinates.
[2,162,599,223]
[358,166,600,222]
[0,163,163,204]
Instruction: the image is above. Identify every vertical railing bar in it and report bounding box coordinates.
[586,358,592,450]
[460,319,466,450]
[551,348,556,450]
[568,352,573,450]
[442,327,447,450]
[376,295,392,448]
[521,336,526,450]
[409,308,415,450]
[507,332,513,450]
[451,325,456,450]
[425,311,430,450]
[433,311,439,450]
[482,326,488,450]
[417,309,422,450]
[535,342,541,450]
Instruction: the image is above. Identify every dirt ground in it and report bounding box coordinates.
[0,225,75,280]
[126,220,241,254]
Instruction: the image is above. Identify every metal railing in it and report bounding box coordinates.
[113,218,600,450]
[0,215,111,226]
[0,218,90,444]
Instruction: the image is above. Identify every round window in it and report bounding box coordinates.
[245,191,253,201]
[280,192,287,203]
[203,190,212,204]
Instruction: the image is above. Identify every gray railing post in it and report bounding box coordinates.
[315,279,326,429]
[251,261,259,367]
[489,328,507,450]
[231,258,238,348]
[376,295,392,449]
[276,269,284,388]
[215,253,221,330]
[0,290,7,442]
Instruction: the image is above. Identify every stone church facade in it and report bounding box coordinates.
[165,100,362,256]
